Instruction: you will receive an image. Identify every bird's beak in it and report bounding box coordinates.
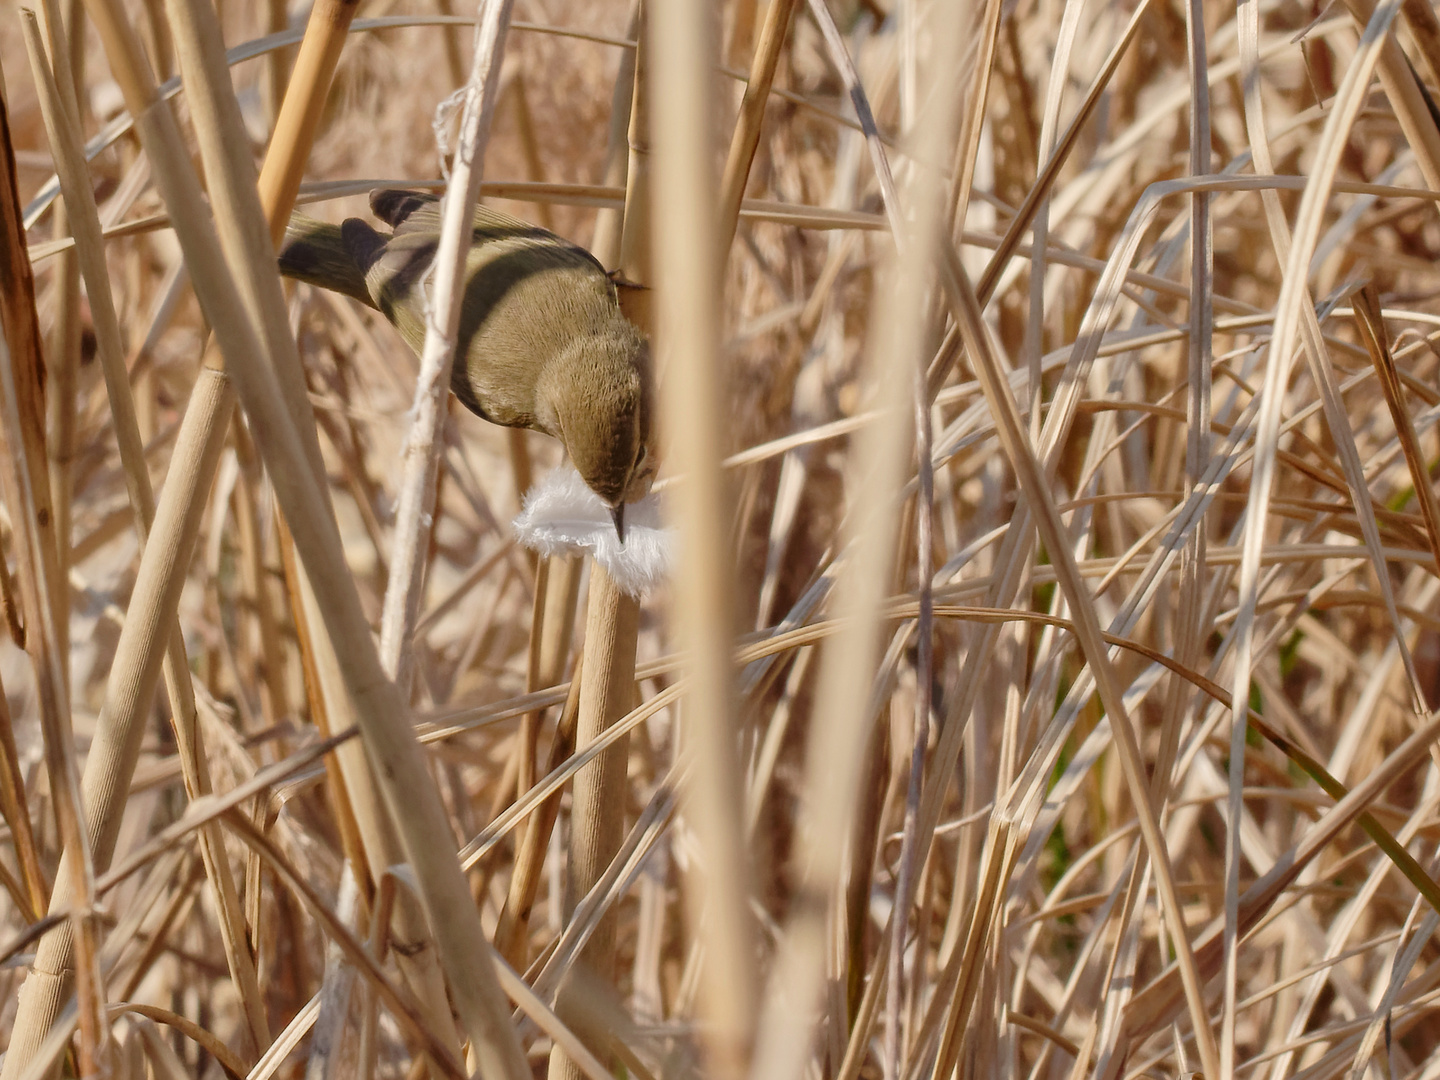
[610,502,626,545]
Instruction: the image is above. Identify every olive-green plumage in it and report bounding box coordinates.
[279,189,654,532]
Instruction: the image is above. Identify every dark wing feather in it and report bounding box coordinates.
[278,214,377,309]
[369,188,579,249]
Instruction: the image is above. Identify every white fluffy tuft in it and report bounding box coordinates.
[512,465,674,596]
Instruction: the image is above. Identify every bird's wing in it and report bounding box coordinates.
[369,188,568,247]
[278,213,378,309]
[342,219,435,344]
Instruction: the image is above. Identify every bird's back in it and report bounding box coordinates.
[348,191,630,430]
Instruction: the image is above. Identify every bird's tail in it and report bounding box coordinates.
[277,213,378,310]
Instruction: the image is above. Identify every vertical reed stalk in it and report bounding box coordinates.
[546,30,650,1080]
[39,0,85,679]
[42,214,75,678]
[39,7,78,671]
[377,0,516,695]
[651,0,756,1074]
[264,0,291,126]
[588,3,639,264]
[546,570,637,1080]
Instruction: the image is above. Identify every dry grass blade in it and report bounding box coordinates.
[652,0,755,1074]
[1354,283,1440,572]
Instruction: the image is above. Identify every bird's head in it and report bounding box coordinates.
[541,324,655,543]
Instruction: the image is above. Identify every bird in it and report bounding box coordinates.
[277,188,654,541]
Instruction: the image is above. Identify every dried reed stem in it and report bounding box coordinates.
[547,568,637,1080]
[717,0,797,257]
[589,2,640,264]
[651,0,757,1073]
[41,218,74,680]
[378,0,515,693]
[547,27,651,1080]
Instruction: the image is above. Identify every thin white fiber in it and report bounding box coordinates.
[513,465,674,596]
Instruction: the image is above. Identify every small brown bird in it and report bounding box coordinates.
[279,189,654,539]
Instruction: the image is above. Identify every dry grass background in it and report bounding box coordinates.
[5,0,1440,1077]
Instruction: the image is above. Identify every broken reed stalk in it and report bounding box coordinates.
[22,4,268,1057]
[716,0,798,258]
[377,0,515,694]
[546,31,651,1080]
[652,0,758,1073]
